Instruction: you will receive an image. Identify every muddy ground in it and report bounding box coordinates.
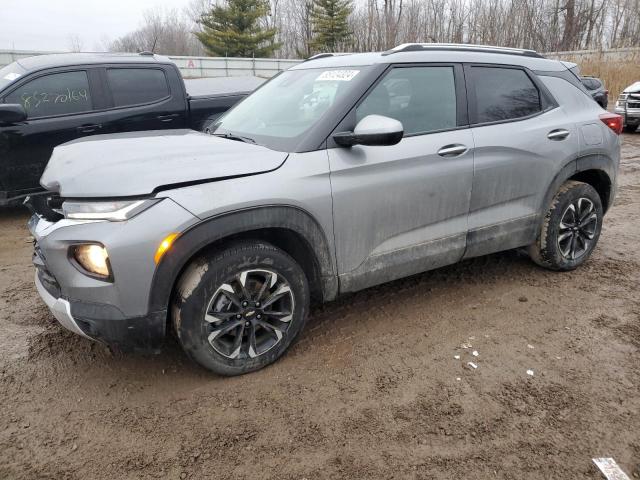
[1,134,639,480]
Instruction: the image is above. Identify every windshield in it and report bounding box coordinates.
[0,62,27,93]
[213,67,369,150]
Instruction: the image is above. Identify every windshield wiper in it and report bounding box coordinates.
[212,132,257,145]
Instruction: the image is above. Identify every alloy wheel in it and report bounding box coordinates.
[557,198,598,260]
[204,269,295,360]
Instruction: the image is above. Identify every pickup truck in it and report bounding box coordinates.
[615,81,640,133]
[0,52,260,205]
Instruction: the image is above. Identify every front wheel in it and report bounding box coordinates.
[172,241,310,376]
[528,181,603,271]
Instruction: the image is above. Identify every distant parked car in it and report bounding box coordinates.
[0,53,256,205]
[581,76,608,109]
[615,81,640,133]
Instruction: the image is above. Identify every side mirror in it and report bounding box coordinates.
[333,115,404,147]
[0,104,27,124]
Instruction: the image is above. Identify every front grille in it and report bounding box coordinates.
[628,102,640,109]
[33,243,61,298]
[24,194,64,222]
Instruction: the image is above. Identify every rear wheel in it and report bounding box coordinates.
[172,241,309,376]
[528,181,603,271]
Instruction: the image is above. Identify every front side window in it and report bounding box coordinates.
[107,68,169,107]
[213,67,369,149]
[470,66,541,123]
[356,66,457,135]
[4,71,92,118]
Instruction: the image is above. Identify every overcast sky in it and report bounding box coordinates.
[0,0,193,51]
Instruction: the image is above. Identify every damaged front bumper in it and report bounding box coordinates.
[31,227,167,353]
[34,270,92,340]
[27,197,198,353]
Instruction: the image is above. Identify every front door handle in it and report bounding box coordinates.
[77,124,102,134]
[437,144,468,157]
[547,129,570,141]
[157,114,180,123]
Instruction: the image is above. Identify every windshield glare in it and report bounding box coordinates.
[0,62,27,93]
[213,67,367,149]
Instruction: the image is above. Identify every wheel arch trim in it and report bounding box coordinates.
[147,205,338,315]
[540,153,615,230]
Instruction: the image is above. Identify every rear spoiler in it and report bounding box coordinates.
[561,61,581,78]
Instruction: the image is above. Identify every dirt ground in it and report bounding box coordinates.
[1,134,639,480]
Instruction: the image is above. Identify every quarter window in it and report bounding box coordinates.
[107,68,169,107]
[470,66,542,123]
[356,66,457,135]
[4,71,92,118]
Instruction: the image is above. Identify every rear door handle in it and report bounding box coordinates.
[547,129,570,141]
[76,124,102,134]
[437,144,468,157]
[157,114,180,123]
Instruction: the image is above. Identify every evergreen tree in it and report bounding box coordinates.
[196,0,280,58]
[310,0,353,53]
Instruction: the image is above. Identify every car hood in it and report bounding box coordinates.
[624,81,640,94]
[41,129,288,197]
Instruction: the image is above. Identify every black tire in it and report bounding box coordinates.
[172,241,310,376]
[528,180,603,271]
[623,124,638,133]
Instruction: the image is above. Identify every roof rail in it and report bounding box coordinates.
[306,53,335,61]
[382,43,544,59]
[305,52,352,62]
[138,51,155,56]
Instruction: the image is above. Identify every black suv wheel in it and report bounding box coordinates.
[172,241,310,376]
[528,180,603,271]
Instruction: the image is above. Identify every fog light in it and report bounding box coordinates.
[73,244,111,278]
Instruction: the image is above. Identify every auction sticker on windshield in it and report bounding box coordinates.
[317,70,359,82]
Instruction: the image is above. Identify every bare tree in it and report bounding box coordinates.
[110,0,640,59]
[67,34,84,53]
[109,8,204,56]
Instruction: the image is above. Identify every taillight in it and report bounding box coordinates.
[604,90,609,95]
[599,113,623,135]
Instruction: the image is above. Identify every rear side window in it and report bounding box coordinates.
[107,68,169,107]
[357,66,457,135]
[469,67,541,123]
[581,78,602,90]
[4,71,92,118]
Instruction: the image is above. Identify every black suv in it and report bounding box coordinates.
[581,76,608,109]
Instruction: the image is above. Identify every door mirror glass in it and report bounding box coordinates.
[334,114,404,147]
[0,104,27,124]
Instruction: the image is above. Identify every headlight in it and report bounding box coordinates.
[62,199,161,221]
[72,244,111,279]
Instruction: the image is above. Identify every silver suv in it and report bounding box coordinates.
[28,44,622,375]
